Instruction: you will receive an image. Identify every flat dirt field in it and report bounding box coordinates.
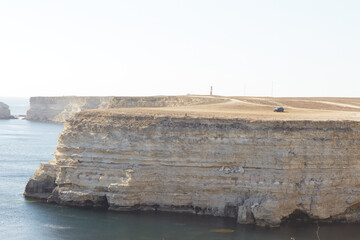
[94,96,360,121]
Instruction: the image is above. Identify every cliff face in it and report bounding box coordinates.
[24,110,360,226]
[0,102,13,119]
[26,97,112,123]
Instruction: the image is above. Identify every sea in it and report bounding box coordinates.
[0,97,359,240]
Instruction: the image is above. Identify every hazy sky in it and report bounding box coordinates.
[1,0,359,97]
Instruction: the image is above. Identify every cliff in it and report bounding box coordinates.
[24,104,360,226]
[0,102,14,119]
[26,95,360,123]
[25,96,226,123]
[107,96,226,108]
[26,97,113,123]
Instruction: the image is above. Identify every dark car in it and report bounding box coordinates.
[273,107,284,112]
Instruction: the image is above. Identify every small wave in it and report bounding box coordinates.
[43,224,72,230]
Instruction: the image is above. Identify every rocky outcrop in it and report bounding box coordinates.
[24,109,360,226]
[26,97,113,123]
[0,102,14,119]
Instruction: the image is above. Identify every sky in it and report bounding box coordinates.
[0,0,359,97]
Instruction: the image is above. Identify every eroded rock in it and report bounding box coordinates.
[0,102,14,119]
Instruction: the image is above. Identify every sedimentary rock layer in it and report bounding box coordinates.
[26,97,113,123]
[0,102,14,119]
[24,110,360,226]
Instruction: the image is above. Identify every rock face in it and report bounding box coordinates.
[0,102,14,119]
[24,110,360,226]
[26,97,113,123]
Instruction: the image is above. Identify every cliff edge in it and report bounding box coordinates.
[25,96,360,123]
[26,96,113,123]
[24,100,360,226]
[25,95,227,123]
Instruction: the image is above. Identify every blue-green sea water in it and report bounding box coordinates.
[0,98,359,240]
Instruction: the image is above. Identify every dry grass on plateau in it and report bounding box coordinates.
[91,96,360,122]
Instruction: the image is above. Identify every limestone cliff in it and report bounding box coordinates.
[25,96,225,123]
[24,109,360,226]
[0,102,14,119]
[26,97,113,123]
[108,96,226,108]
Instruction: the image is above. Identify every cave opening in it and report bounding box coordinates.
[282,209,313,223]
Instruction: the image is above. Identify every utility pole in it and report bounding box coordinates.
[210,86,213,96]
